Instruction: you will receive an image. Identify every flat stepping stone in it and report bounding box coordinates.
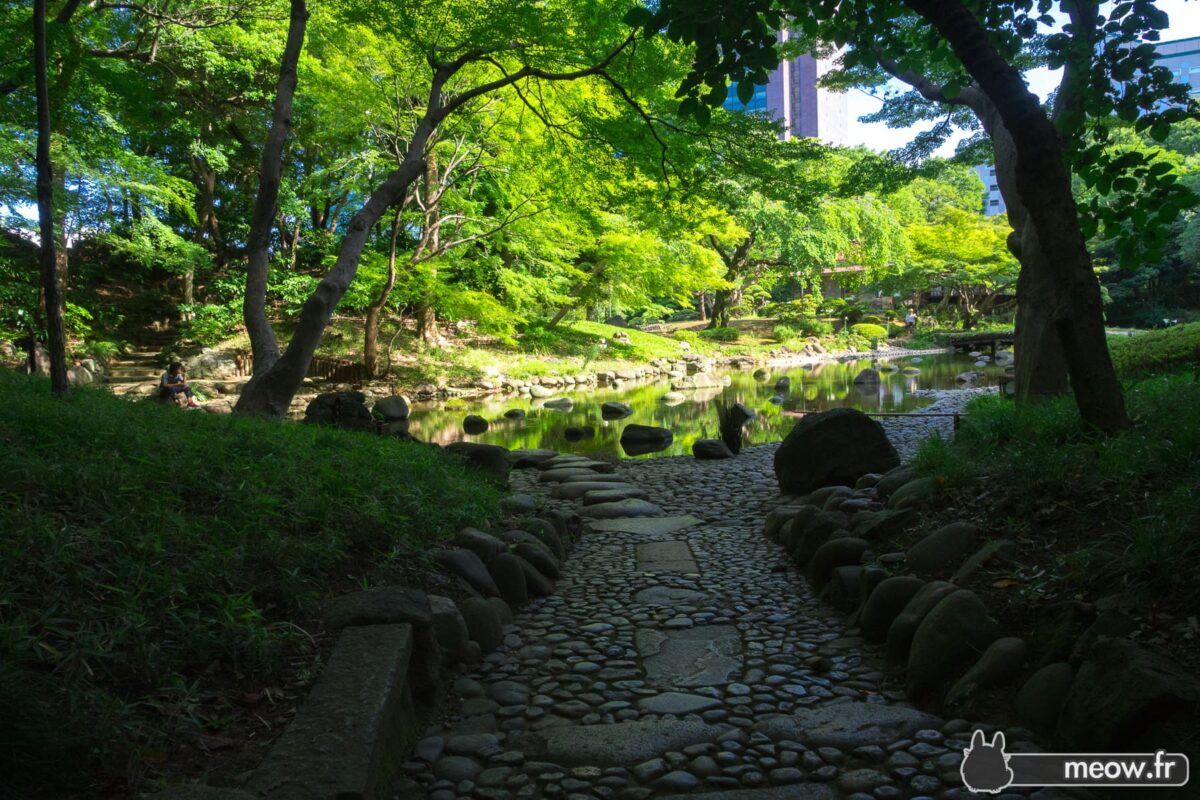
[582,487,650,504]
[637,691,722,715]
[549,482,640,500]
[559,473,628,484]
[658,787,835,800]
[637,625,740,687]
[633,586,712,606]
[750,703,941,748]
[587,515,703,535]
[582,499,664,518]
[509,719,731,766]
[636,540,698,573]
[538,467,604,483]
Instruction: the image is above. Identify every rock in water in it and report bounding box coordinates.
[853,368,881,384]
[620,424,673,456]
[774,408,899,495]
[374,395,411,420]
[463,414,489,434]
[601,401,633,419]
[692,439,734,459]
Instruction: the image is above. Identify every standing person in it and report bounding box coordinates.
[160,362,200,407]
[904,307,918,336]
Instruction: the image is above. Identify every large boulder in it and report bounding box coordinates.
[303,391,375,432]
[374,395,411,420]
[1056,638,1200,750]
[906,589,999,699]
[774,408,899,495]
[445,442,510,483]
[185,347,243,379]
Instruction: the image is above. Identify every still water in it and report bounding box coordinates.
[404,353,1001,458]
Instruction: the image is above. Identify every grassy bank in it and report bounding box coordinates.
[0,371,500,797]
[911,368,1200,673]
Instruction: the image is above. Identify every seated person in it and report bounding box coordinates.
[160,362,200,407]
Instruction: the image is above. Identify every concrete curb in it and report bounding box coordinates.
[245,623,418,800]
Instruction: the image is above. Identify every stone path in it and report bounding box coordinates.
[401,425,1045,800]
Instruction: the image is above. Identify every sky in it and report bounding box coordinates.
[843,0,1200,154]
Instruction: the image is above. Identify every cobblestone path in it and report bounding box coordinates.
[403,417,1044,800]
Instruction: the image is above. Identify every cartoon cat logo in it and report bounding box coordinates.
[961,730,1015,794]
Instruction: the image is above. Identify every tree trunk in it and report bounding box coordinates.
[697,292,707,322]
[235,105,439,416]
[907,0,1124,427]
[708,289,731,329]
[416,303,439,344]
[33,0,67,397]
[241,0,308,377]
[363,209,401,375]
[548,261,605,328]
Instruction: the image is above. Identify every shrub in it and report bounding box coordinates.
[801,318,834,337]
[850,323,888,342]
[763,297,820,324]
[773,324,798,342]
[672,329,701,345]
[699,326,739,342]
[1108,322,1200,377]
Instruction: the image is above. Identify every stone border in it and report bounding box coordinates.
[148,449,583,799]
[763,461,1200,755]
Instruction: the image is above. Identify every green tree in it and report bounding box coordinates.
[632,0,1200,431]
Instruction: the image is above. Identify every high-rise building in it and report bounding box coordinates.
[1152,35,1200,102]
[722,33,848,145]
[974,164,1006,217]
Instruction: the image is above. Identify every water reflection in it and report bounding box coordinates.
[403,353,1001,459]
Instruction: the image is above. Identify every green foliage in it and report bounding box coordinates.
[913,372,1200,600]
[1108,323,1200,377]
[772,324,798,342]
[762,295,821,324]
[801,318,834,337]
[179,302,243,347]
[849,322,888,342]
[699,326,739,342]
[0,372,499,789]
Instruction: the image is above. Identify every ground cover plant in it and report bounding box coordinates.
[0,371,499,796]
[910,367,1200,677]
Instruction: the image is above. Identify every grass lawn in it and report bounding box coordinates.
[0,371,500,797]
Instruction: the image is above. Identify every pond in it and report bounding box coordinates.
[402,352,1004,458]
